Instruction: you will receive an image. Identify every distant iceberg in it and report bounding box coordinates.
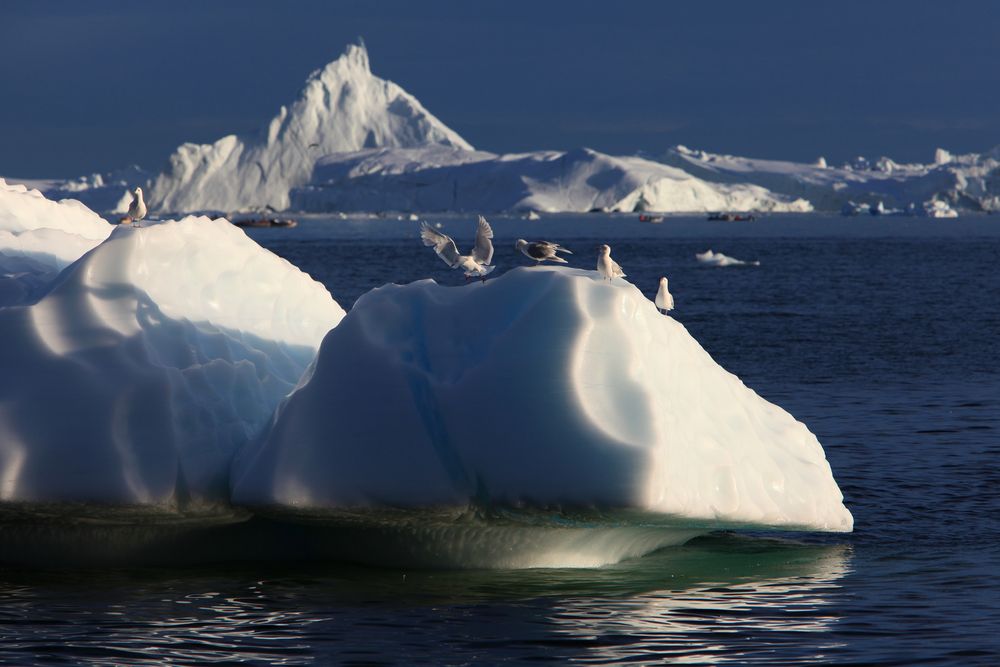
[664,144,1000,213]
[147,43,472,213]
[232,266,851,566]
[4,165,153,216]
[291,145,813,214]
[695,249,760,267]
[0,216,344,516]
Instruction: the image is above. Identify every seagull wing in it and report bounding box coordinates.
[471,215,494,265]
[420,222,461,267]
[612,260,626,277]
[540,241,573,255]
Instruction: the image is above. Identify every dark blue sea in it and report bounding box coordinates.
[1,214,998,665]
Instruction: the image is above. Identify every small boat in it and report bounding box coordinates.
[638,214,664,223]
[232,217,298,229]
[707,212,756,222]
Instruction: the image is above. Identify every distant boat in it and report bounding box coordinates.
[638,214,664,223]
[707,212,756,222]
[232,216,298,229]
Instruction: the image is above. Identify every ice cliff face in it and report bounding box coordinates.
[0,179,112,306]
[291,146,813,213]
[232,266,852,535]
[149,43,472,213]
[0,217,344,515]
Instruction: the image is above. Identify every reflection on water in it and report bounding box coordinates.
[542,536,851,664]
[0,534,852,665]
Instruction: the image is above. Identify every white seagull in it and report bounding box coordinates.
[655,277,674,314]
[515,239,572,264]
[420,216,495,279]
[596,244,626,280]
[127,186,147,228]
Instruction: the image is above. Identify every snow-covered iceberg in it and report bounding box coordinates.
[148,43,472,213]
[291,145,813,214]
[0,217,344,516]
[0,178,113,306]
[663,144,1000,213]
[232,266,851,566]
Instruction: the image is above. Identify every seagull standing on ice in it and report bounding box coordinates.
[515,239,572,265]
[420,216,495,280]
[655,277,674,314]
[127,186,147,228]
[596,244,626,280]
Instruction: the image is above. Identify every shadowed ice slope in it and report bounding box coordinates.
[0,218,344,516]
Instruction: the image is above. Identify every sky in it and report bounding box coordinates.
[2,0,999,177]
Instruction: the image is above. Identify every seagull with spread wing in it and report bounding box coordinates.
[515,239,572,265]
[420,216,495,280]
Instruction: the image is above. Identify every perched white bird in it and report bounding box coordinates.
[127,186,147,228]
[515,239,572,264]
[655,276,674,314]
[420,216,495,279]
[596,244,625,280]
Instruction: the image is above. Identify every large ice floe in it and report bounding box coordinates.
[291,145,814,214]
[232,266,852,568]
[148,43,471,213]
[0,178,113,306]
[0,216,344,519]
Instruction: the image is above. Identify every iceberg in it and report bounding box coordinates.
[1,166,152,216]
[291,145,813,214]
[232,266,851,567]
[148,43,472,214]
[0,179,113,306]
[921,199,959,218]
[664,144,1000,213]
[0,216,344,516]
[696,249,760,267]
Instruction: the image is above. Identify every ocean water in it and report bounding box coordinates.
[1,214,998,665]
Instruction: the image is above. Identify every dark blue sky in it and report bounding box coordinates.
[2,0,998,177]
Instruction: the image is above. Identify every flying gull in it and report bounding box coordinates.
[515,239,572,264]
[127,186,147,228]
[655,277,674,314]
[420,216,495,279]
[596,244,626,280]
